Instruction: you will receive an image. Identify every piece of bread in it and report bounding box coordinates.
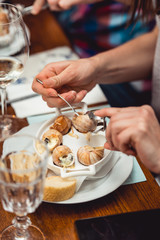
[7,151,39,182]
[43,176,76,202]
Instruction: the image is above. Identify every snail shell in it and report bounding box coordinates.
[77,145,104,166]
[52,145,74,167]
[50,115,72,135]
[42,129,63,152]
[72,113,96,133]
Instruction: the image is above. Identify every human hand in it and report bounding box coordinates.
[32,0,62,15]
[32,0,103,14]
[32,58,98,108]
[95,105,160,174]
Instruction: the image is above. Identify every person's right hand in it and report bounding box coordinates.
[32,57,98,108]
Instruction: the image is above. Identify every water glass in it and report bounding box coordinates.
[0,134,49,240]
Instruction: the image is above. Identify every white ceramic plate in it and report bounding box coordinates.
[45,153,133,204]
[34,107,133,204]
[15,115,133,205]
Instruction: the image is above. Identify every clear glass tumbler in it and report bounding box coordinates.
[0,134,49,240]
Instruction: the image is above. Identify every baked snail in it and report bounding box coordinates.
[77,145,104,166]
[42,129,63,152]
[50,115,71,135]
[72,113,97,133]
[52,145,74,167]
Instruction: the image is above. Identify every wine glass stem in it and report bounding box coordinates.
[1,87,7,116]
[12,215,31,238]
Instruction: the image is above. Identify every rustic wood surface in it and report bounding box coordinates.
[0,1,160,240]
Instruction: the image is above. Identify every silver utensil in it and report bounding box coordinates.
[36,78,106,131]
[36,78,79,116]
[16,3,48,16]
[87,110,107,133]
[57,94,79,116]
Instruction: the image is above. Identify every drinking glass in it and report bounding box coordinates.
[0,3,29,141]
[0,134,49,240]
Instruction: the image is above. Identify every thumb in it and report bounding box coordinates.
[43,70,72,89]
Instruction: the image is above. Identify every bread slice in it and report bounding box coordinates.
[43,176,76,202]
[7,152,39,182]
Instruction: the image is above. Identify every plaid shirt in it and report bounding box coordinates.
[56,1,155,94]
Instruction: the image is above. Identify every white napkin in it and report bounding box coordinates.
[7,46,107,118]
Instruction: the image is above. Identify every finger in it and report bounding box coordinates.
[43,71,73,89]
[104,142,113,150]
[48,0,63,11]
[43,91,77,108]
[59,0,81,9]
[32,0,45,14]
[94,106,142,118]
[43,89,87,108]
[32,79,58,97]
[105,116,135,153]
[42,60,79,89]
[109,117,136,135]
[42,95,47,102]
[94,107,122,118]
[105,117,134,151]
[105,122,115,150]
[112,126,137,156]
[34,64,58,84]
[70,90,87,104]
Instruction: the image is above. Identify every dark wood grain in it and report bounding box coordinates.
[23,10,71,55]
[0,2,160,240]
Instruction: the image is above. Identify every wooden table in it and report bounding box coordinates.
[0,2,160,240]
